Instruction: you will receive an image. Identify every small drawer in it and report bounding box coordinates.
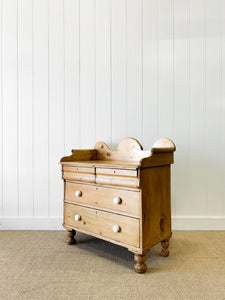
[96,175,139,188]
[96,167,138,177]
[62,165,95,173]
[65,182,141,217]
[62,172,95,183]
[64,203,140,247]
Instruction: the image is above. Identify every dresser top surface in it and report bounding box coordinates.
[61,160,140,169]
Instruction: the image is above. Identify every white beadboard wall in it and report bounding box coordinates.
[0,0,225,230]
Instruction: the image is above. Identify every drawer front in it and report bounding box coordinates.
[63,165,95,173]
[64,203,140,247]
[63,172,95,183]
[62,165,95,182]
[96,167,138,177]
[65,182,141,217]
[96,175,139,188]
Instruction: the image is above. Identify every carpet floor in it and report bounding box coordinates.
[0,231,225,300]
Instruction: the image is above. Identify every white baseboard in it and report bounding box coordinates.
[0,216,225,230]
[0,217,63,230]
[172,216,225,230]
[0,217,225,230]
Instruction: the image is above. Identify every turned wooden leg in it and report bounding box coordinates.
[134,254,147,273]
[66,229,76,245]
[161,238,170,257]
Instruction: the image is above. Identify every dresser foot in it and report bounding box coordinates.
[66,229,76,245]
[134,254,147,273]
[161,238,170,257]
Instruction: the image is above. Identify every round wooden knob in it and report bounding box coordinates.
[113,197,122,205]
[74,214,81,221]
[112,225,120,233]
[75,190,82,197]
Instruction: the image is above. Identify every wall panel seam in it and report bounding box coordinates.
[188,0,191,214]
[220,0,223,216]
[32,0,34,217]
[78,0,81,148]
[47,0,50,217]
[125,0,127,137]
[17,0,19,217]
[141,0,143,145]
[110,0,112,145]
[94,0,96,143]
[204,0,207,214]
[156,0,159,138]
[0,0,3,217]
[63,0,65,156]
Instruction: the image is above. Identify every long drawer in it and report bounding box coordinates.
[64,203,140,247]
[65,182,141,217]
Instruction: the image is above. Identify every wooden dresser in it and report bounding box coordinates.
[60,137,176,273]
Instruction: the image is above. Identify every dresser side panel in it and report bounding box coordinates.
[140,166,171,248]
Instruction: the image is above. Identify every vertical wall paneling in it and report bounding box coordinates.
[48,0,64,216]
[2,0,18,216]
[222,0,225,216]
[64,0,80,152]
[126,0,143,142]
[190,0,206,216]
[18,0,33,216]
[143,0,159,150]
[111,0,127,145]
[158,0,174,138]
[33,0,49,216]
[80,0,96,148]
[173,0,191,216]
[158,0,175,216]
[0,0,2,216]
[205,0,222,216]
[95,0,111,144]
[0,0,225,227]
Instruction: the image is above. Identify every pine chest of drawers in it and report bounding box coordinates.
[60,137,176,273]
